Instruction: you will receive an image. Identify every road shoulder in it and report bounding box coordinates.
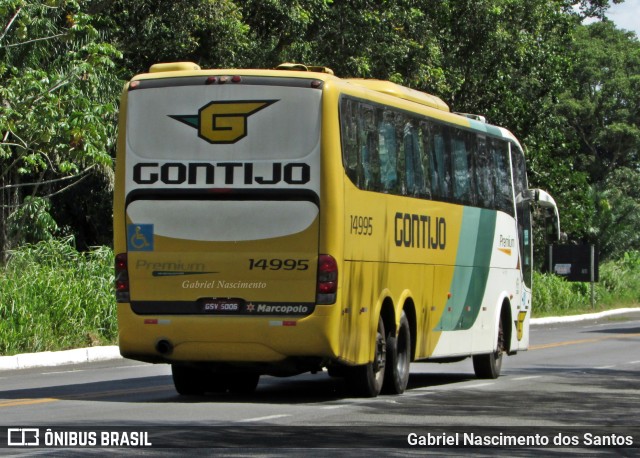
[1,307,639,371]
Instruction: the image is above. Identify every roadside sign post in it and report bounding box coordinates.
[546,244,599,308]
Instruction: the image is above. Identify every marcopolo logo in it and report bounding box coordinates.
[169,100,277,144]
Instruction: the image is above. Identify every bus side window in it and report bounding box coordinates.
[492,139,514,215]
[418,121,432,199]
[451,129,475,205]
[395,113,406,196]
[429,123,451,201]
[404,119,427,198]
[340,98,360,185]
[362,105,381,192]
[378,109,398,193]
[476,135,495,209]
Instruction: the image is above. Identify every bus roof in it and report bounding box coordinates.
[134,61,522,150]
[343,79,450,112]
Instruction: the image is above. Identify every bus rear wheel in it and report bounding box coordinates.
[473,318,504,379]
[171,364,207,395]
[172,365,260,395]
[346,316,386,397]
[383,311,411,394]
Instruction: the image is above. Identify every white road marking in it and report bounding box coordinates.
[462,382,494,389]
[511,375,543,381]
[404,392,433,397]
[42,369,87,375]
[42,364,150,375]
[412,381,495,392]
[237,414,291,423]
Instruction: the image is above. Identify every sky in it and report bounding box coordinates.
[605,0,640,37]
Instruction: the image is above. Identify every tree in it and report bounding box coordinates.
[0,0,121,259]
[238,0,332,68]
[557,21,640,183]
[89,0,253,76]
[309,0,446,89]
[588,168,640,261]
[545,20,640,249]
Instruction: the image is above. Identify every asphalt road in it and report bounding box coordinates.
[0,311,639,455]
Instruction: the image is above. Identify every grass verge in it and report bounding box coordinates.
[533,252,640,317]
[0,237,116,356]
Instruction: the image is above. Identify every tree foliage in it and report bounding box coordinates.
[0,0,638,263]
[89,0,252,75]
[589,168,640,261]
[558,21,640,181]
[0,0,120,258]
[552,19,640,256]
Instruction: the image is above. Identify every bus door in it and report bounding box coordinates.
[511,144,533,349]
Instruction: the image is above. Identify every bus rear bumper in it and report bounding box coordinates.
[117,304,339,371]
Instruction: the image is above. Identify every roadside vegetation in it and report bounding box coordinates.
[0,238,116,356]
[533,251,640,317]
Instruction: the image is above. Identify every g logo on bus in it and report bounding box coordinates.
[170,100,277,144]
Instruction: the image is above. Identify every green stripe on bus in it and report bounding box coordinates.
[436,208,496,331]
[455,209,496,330]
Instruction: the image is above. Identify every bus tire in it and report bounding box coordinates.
[383,311,411,394]
[473,318,504,379]
[171,364,206,396]
[206,376,229,393]
[346,316,386,397]
[227,373,260,394]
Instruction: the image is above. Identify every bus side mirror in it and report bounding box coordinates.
[544,208,559,242]
[529,188,561,242]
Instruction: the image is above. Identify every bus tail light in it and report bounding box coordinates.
[115,253,130,303]
[317,254,337,305]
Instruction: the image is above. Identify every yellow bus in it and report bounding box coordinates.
[114,62,560,397]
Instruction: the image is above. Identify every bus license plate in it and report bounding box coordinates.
[200,298,243,313]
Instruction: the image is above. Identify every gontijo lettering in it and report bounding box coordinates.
[394,212,446,249]
[133,162,310,186]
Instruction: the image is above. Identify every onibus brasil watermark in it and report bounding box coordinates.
[7,428,152,448]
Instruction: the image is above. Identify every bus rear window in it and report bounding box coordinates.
[126,82,322,162]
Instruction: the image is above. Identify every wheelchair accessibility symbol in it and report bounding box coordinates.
[128,224,154,251]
